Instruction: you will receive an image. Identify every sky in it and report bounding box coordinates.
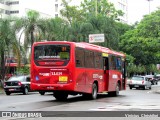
[128,0,160,24]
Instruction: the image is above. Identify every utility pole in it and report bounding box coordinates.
[146,0,153,14]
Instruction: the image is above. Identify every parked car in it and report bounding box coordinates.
[128,76,151,90]
[3,75,31,95]
[145,75,158,85]
[155,74,160,81]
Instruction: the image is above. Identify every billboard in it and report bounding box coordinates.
[89,34,105,43]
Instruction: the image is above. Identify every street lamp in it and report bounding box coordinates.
[146,0,153,14]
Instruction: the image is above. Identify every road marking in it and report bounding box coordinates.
[89,104,160,111]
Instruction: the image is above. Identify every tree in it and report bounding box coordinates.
[119,9,160,75]
[120,9,160,65]
[60,0,85,24]
[81,0,123,19]
[0,17,20,80]
[15,10,43,53]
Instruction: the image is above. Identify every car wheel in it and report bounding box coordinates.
[39,91,45,95]
[149,86,151,89]
[23,87,29,95]
[5,92,11,95]
[143,86,147,90]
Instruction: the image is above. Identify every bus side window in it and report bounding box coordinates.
[109,56,116,70]
[116,57,122,70]
[95,52,102,69]
[75,48,85,67]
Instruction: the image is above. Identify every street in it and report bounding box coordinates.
[0,82,160,112]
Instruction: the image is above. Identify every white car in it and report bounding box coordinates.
[128,76,151,90]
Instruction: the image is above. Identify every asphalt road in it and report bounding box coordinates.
[0,82,160,119]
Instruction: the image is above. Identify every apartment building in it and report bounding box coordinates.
[0,0,128,23]
[0,0,54,18]
[108,0,128,23]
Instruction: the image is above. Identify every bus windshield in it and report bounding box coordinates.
[34,44,70,66]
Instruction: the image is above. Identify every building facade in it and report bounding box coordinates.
[0,0,55,18]
[0,0,128,23]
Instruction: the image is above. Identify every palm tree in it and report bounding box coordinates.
[15,10,43,52]
[0,17,20,80]
[38,17,68,41]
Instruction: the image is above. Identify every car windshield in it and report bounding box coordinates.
[131,77,144,81]
[7,76,25,81]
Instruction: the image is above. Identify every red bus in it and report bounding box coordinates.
[31,41,126,100]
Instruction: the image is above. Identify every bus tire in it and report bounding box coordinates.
[90,83,98,100]
[39,91,45,95]
[53,92,68,101]
[108,83,120,97]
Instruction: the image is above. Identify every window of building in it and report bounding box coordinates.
[55,14,58,17]
[5,10,10,15]
[6,1,19,5]
[75,47,85,67]
[0,0,5,4]
[55,4,58,12]
[10,10,19,14]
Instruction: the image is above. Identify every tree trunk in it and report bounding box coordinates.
[0,49,5,80]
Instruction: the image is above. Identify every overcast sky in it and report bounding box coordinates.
[128,0,160,24]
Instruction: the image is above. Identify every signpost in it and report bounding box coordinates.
[89,34,105,43]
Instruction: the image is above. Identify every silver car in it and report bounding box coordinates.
[128,76,151,90]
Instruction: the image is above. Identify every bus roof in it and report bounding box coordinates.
[33,41,125,57]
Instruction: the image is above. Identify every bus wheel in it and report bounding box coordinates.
[108,83,120,97]
[39,91,45,95]
[91,83,98,100]
[53,92,68,101]
[115,83,120,96]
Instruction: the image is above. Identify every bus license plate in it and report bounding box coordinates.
[59,76,68,82]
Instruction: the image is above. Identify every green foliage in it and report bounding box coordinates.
[16,66,30,75]
[81,0,123,19]
[120,9,160,66]
[0,17,20,79]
